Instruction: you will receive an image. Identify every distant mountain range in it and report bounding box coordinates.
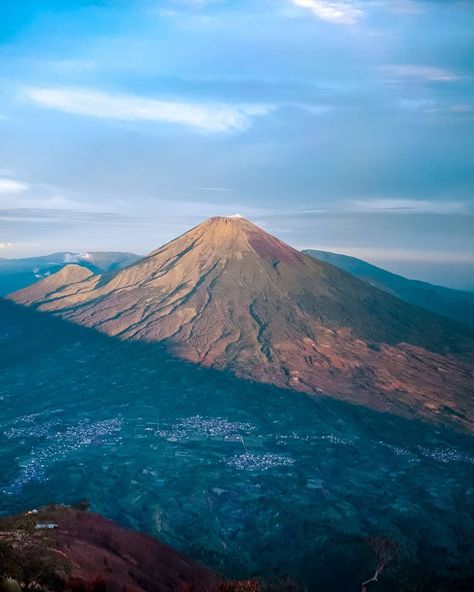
[0,251,140,296]
[8,216,474,432]
[303,249,474,328]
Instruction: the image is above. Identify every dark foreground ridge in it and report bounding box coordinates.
[0,504,216,591]
[1,504,473,592]
[0,504,276,592]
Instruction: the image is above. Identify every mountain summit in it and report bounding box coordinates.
[9,216,474,431]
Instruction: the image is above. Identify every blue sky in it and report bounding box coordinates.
[0,0,473,289]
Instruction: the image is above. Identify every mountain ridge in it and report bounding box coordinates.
[303,249,474,327]
[0,250,141,296]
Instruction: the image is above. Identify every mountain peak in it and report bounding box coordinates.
[153,215,304,267]
[56,263,93,279]
[195,215,261,234]
[195,215,257,236]
[209,214,247,222]
[10,264,94,306]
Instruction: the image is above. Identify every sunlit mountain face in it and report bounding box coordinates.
[8,217,474,433]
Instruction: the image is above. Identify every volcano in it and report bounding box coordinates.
[8,216,474,431]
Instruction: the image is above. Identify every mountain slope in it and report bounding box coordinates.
[303,249,474,327]
[8,216,474,431]
[0,251,141,296]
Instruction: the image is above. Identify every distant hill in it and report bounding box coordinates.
[8,216,474,432]
[303,249,474,328]
[0,251,141,296]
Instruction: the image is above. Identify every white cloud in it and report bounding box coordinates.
[0,188,104,212]
[194,186,233,192]
[26,194,102,211]
[0,178,29,193]
[384,65,460,82]
[349,199,468,214]
[0,242,13,249]
[24,87,272,133]
[291,0,362,24]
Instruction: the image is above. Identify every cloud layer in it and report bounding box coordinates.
[350,199,468,214]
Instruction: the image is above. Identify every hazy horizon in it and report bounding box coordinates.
[0,213,473,292]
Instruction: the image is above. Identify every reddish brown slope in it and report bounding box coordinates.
[0,505,218,592]
[8,216,474,431]
[58,510,217,591]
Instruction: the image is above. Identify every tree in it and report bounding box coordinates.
[361,537,398,592]
[72,499,90,512]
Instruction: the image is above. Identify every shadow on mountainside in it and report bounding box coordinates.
[1,299,474,592]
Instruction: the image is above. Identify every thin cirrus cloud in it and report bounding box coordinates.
[194,187,233,192]
[0,178,29,193]
[291,0,363,24]
[350,199,469,214]
[23,87,272,133]
[383,65,461,82]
